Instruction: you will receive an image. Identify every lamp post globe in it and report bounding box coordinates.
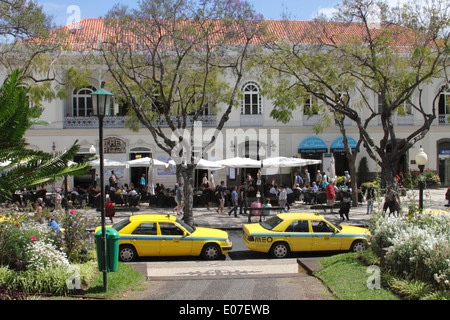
[415,146,428,211]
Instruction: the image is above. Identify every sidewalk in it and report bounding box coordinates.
[84,187,450,230]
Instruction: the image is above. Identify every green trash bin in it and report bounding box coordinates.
[95,228,120,272]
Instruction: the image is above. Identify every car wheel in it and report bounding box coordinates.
[201,243,221,260]
[270,242,290,258]
[350,240,368,252]
[119,245,138,262]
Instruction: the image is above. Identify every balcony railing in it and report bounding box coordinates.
[439,114,450,125]
[64,115,217,129]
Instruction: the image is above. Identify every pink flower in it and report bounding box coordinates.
[70,209,75,214]
[31,236,37,241]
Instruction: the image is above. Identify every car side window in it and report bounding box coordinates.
[311,220,334,233]
[285,220,309,232]
[159,223,185,236]
[132,222,157,235]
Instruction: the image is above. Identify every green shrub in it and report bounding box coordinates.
[403,170,441,188]
[61,210,98,264]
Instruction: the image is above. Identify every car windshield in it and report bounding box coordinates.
[112,218,130,232]
[328,220,342,231]
[260,216,283,230]
[176,218,196,233]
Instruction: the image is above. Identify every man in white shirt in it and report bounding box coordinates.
[278,185,288,213]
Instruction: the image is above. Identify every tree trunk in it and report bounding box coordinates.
[347,155,359,207]
[381,159,397,188]
[179,164,196,226]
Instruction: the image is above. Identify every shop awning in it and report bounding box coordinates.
[298,137,328,153]
[330,137,357,152]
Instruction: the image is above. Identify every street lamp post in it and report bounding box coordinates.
[91,88,114,292]
[415,146,428,211]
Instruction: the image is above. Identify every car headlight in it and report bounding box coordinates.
[226,238,231,245]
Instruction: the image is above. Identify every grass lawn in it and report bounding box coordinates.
[315,252,399,300]
[85,262,146,299]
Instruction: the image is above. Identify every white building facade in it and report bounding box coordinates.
[22,19,450,190]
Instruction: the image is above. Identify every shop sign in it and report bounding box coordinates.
[104,137,126,154]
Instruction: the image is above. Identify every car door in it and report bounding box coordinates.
[158,222,192,256]
[310,220,342,251]
[129,222,160,256]
[283,220,312,252]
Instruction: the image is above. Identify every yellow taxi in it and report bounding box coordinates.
[95,214,232,262]
[242,212,371,258]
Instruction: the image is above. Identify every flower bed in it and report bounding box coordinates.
[370,209,450,295]
[0,208,99,298]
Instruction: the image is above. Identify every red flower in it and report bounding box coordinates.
[31,236,37,241]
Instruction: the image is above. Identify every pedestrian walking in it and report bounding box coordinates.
[316,170,322,189]
[174,182,185,216]
[228,186,239,217]
[366,183,376,214]
[383,185,398,217]
[304,169,310,187]
[278,185,288,213]
[445,186,450,206]
[139,173,146,193]
[239,181,248,215]
[216,181,225,214]
[325,181,336,212]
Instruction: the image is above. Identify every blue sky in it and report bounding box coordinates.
[34,0,341,27]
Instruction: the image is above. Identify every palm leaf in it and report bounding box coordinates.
[0,70,91,200]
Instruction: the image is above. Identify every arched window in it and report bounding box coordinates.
[72,86,97,116]
[438,86,450,124]
[241,81,262,115]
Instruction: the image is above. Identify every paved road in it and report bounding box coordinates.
[124,231,335,301]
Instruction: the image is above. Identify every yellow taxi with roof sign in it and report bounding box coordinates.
[95,214,232,261]
[242,212,370,258]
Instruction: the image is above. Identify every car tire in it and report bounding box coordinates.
[350,240,368,252]
[119,245,138,262]
[270,242,290,258]
[201,243,221,260]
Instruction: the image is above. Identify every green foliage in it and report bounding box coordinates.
[0,70,91,200]
[62,210,98,264]
[403,170,441,188]
[316,252,398,300]
[87,262,145,297]
[357,157,370,185]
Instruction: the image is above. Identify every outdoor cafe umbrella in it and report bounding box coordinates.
[90,158,127,168]
[262,156,321,168]
[168,158,225,170]
[126,157,169,169]
[215,157,262,168]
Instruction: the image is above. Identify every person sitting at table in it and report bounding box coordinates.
[269,185,278,195]
[250,198,262,222]
[311,181,318,191]
[262,198,271,221]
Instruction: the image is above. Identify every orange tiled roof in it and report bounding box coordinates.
[54,18,420,50]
